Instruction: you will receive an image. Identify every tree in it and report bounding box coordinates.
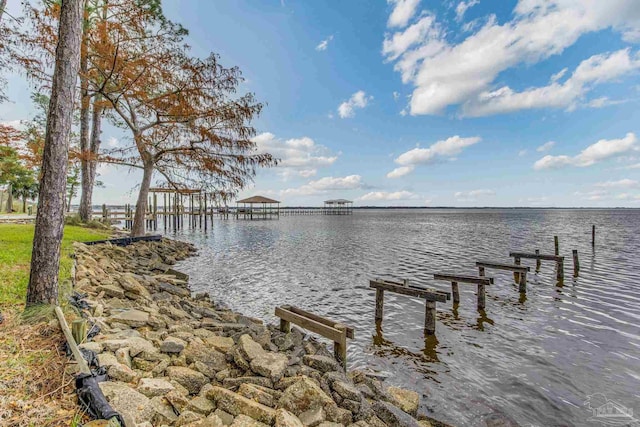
[66,164,80,212]
[27,0,85,306]
[90,10,276,235]
[10,168,38,213]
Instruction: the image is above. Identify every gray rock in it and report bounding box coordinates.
[187,396,215,416]
[207,386,277,425]
[161,336,187,353]
[386,387,419,417]
[223,376,274,391]
[184,341,228,371]
[99,381,155,425]
[251,352,289,381]
[107,362,138,383]
[373,401,421,427]
[231,414,270,427]
[333,381,362,402]
[275,409,305,427]
[302,355,340,374]
[109,309,149,327]
[215,409,235,426]
[278,377,335,415]
[238,383,275,407]
[137,377,175,397]
[166,366,209,394]
[176,410,204,426]
[299,408,326,427]
[238,334,266,361]
[151,395,179,424]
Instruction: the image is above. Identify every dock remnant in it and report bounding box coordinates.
[592,225,596,247]
[509,252,564,281]
[433,273,492,309]
[476,261,530,293]
[369,279,450,335]
[572,249,580,276]
[275,305,353,370]
[554,235,559,256]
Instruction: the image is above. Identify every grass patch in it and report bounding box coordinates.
[0,224,111,426]
[0,224,110,308]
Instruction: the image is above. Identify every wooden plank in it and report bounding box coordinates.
[286,306,355,339]
[55,307,90,375]
[375,279,451,299]
[275,307,344,342]
[509,252,564,262]
[433,273,491,285]
[475,261,530,272]
[369,280,449,302]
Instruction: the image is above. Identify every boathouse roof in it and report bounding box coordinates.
[237,195,280,204]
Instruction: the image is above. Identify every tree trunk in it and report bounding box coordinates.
[131,156,153,237]
[5,183,11,212]
[79,96,102,221]
[27,0,84,307]
[78,35,91,222]
[0,0,7,22]
[22,197,26,213]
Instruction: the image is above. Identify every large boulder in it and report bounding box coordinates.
[302,355,340,374]
[386,386,419,417]
[251,352,289,382]
[166,366,209,394]
[372,401,421,427]
[99,381,155,426]
[137,377,176,398]
[207,386,277,425]
[184,341,228,371]
[108,309,149,328]
[278,377,336,415]
[161,336,187,353]
[275,409,305,427]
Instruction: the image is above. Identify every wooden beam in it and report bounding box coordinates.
[55,307,90,375]
[275,307,344,343]
[369,280,449,302]
[286,305,355,339]
[433,273,491,285]
[509,252,564,261]
[475,261,530,272]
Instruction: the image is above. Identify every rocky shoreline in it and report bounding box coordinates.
[71,237,449,427]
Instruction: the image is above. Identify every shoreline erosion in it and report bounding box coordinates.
[70,237,451,427]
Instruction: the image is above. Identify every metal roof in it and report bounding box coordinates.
[237,195,281,204]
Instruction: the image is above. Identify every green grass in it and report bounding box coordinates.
[0,224,110,307]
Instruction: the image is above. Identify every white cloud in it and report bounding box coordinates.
[359,190,416,201]
[253,132,338,178]
[388,135,481,177]
[382,1,640,116]
[615,193,640,200]
[518,149,528,157]
[534,132,638,170]
[393,91,400,100]
[281,175,364,196]
[455,189,495,198]
[316,35,334,52]
[536,141,556,152]
[337,91,373,118]
[463,49,640,116]
[455,0,479,22]
[587,96,628,108]
[595,178,638,188]
[386,166,415,178]
[574,189,608,201]
[387,0,421,28]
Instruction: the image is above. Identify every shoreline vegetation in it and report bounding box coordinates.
[0,223,111,426]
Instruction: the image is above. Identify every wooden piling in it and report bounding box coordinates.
[518,270,527,293]
[554,235,559,256]
[535,249,541,272]
[279,318,290,333]
[451,281,460,304]
[514,257,521,283]
[71,319,87,345]
[334,324,347,371]
[557,258,564,281]
[592,225,595,247]
[477,283,486,310]
[424,301,436,335]
[375,288,384,322]
[572,249,579,276]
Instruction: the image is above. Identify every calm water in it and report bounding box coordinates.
[167,209,640,427]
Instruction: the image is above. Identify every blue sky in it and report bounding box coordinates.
[2,0,640,206]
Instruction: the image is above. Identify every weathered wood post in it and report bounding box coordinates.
[554,235,559,256]
[572,249,579,276]
[518,269,527,293]
[477,283,486,310]
[71,319,87,345]
[592,225,595,247]
[451,281,460,304]
[557,257,564,281]
[535,249,541,272]
[334,324,347,371]
[102,203,107,222]
[279,317,290,333]
[424,301,436,335]
[375,288,384,322]
[513,257,521,283]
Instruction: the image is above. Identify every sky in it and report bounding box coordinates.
[2,0,640,207]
